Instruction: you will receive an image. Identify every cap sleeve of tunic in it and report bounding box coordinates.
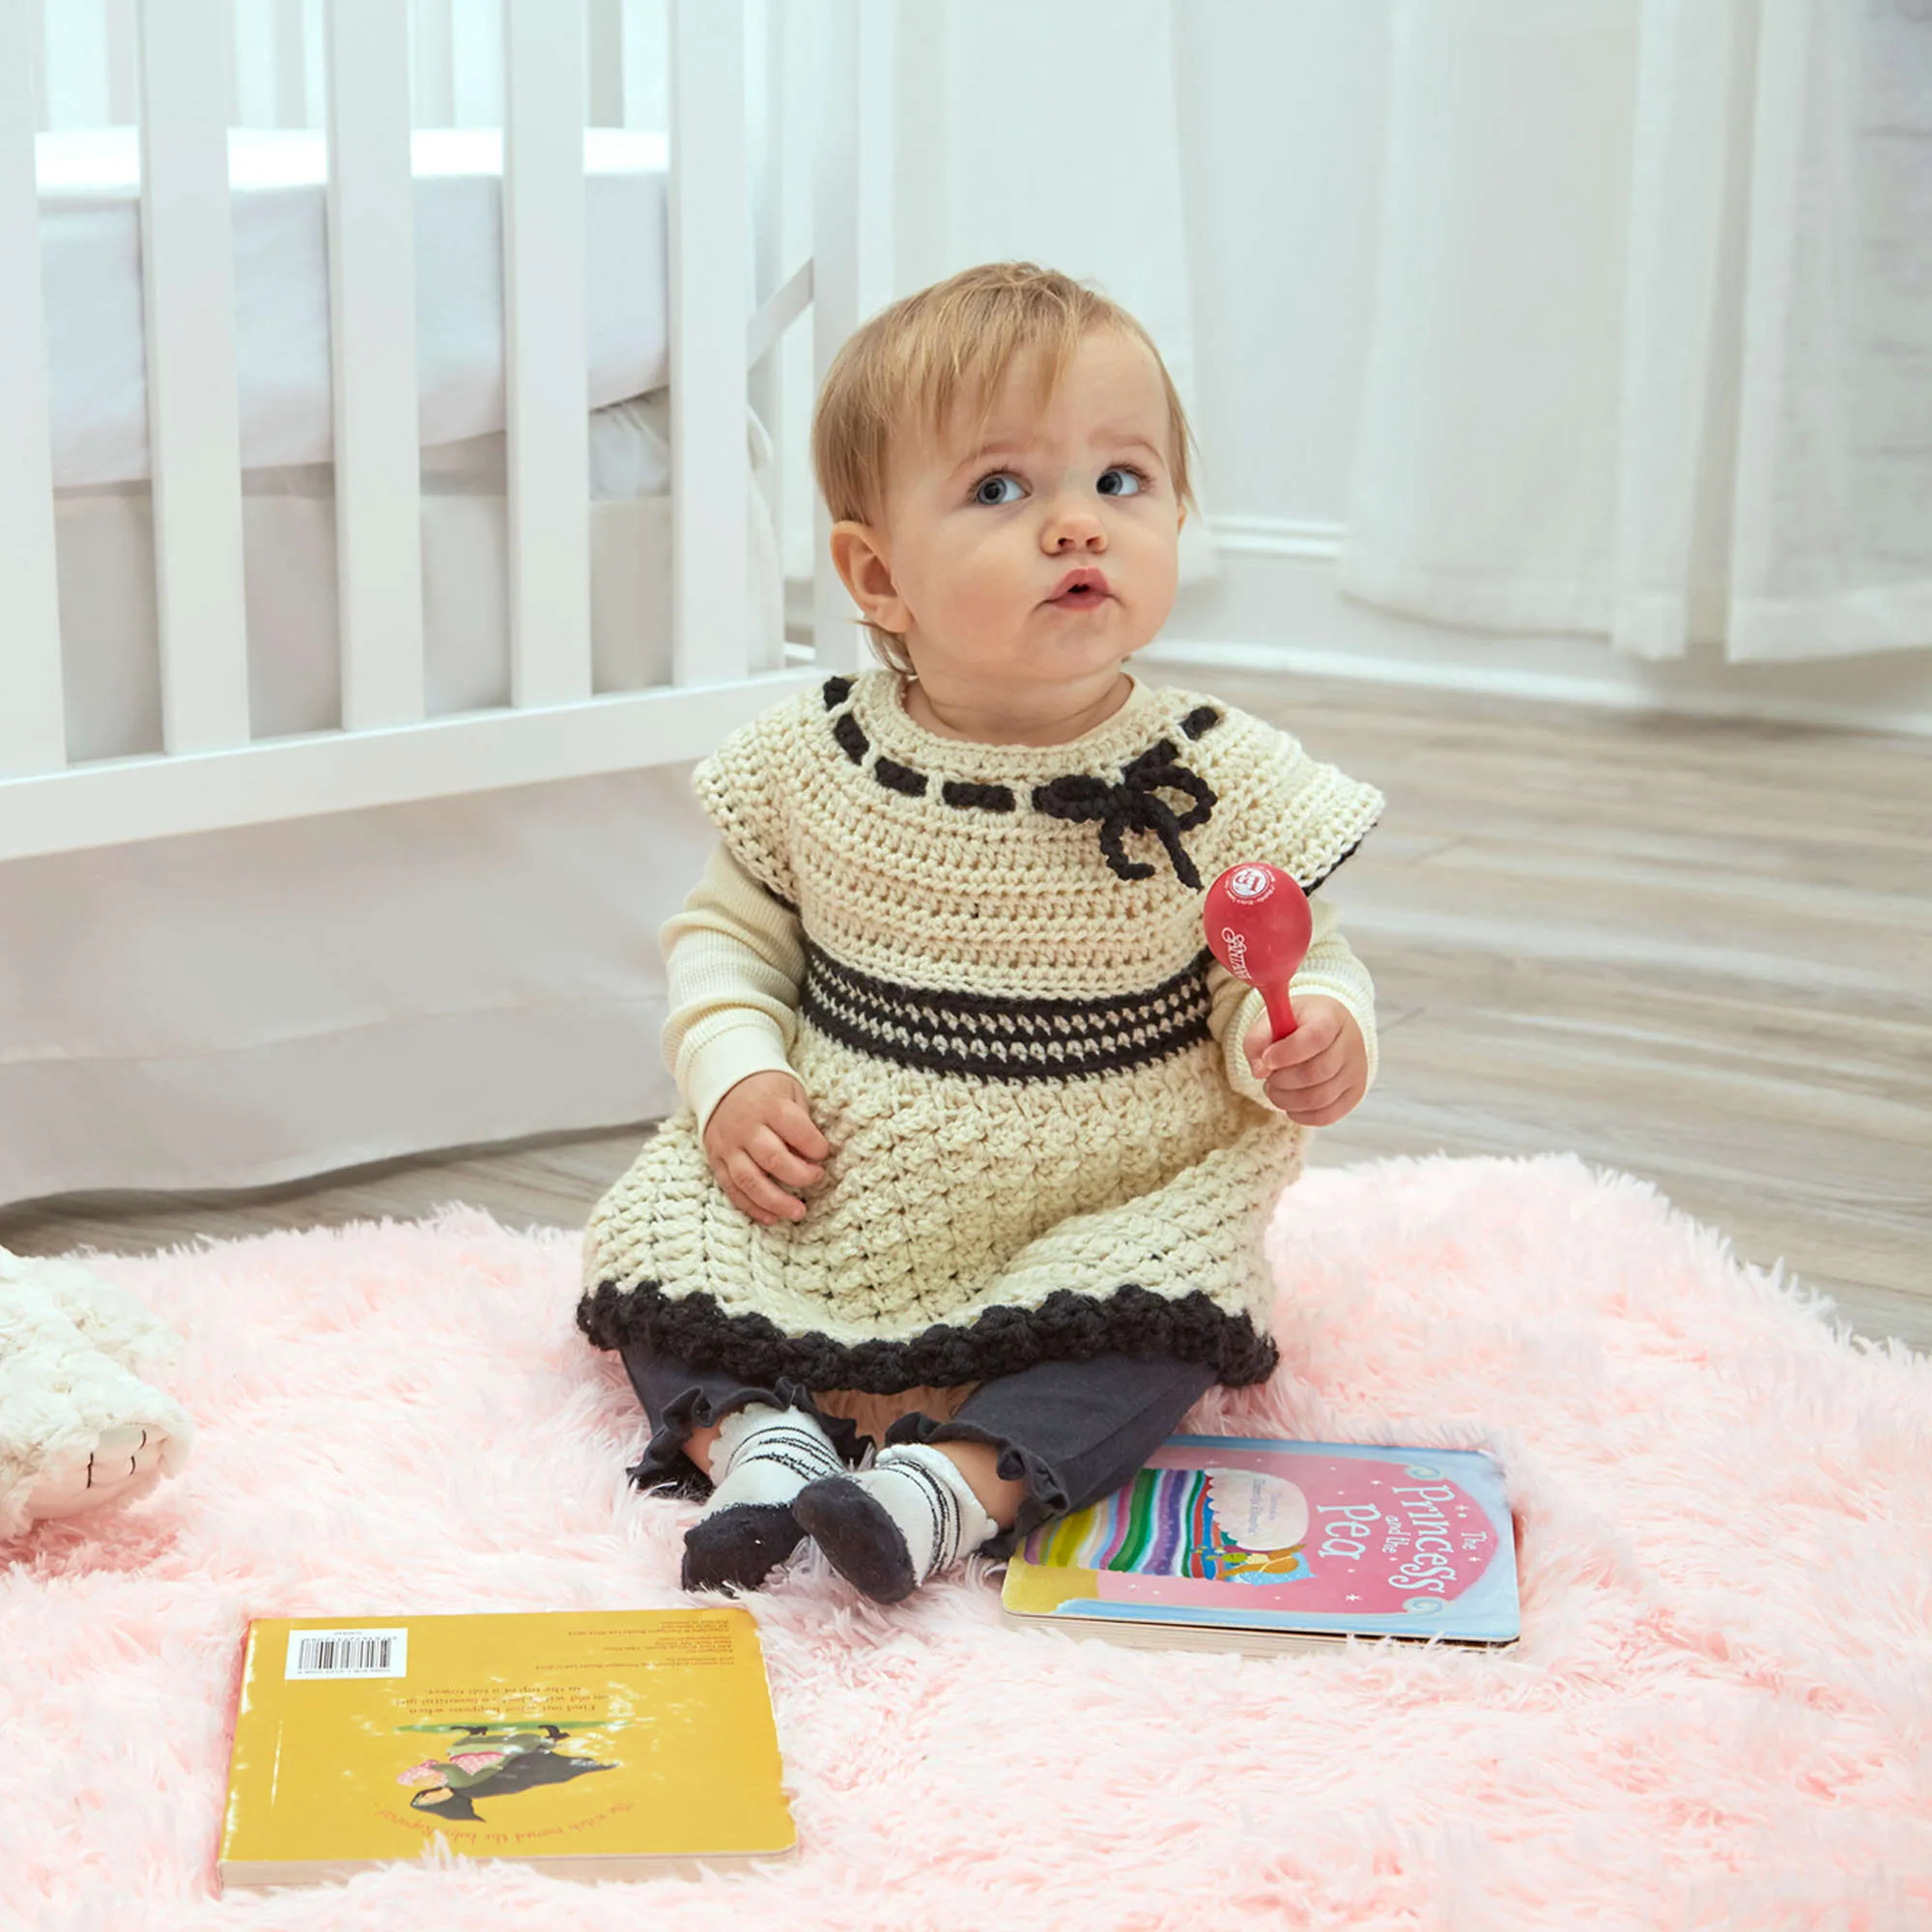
[1193,703,1383,895]
[690,696,804,909]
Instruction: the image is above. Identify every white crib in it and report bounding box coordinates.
[0,0,887,865]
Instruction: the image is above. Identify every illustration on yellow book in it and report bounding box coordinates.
[395,1720,619,1824]
[221,1611,798,1888]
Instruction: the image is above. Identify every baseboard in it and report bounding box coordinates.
[1168,532,1932,741]
[1206,516,1346,561]
[1143,636,1932,738]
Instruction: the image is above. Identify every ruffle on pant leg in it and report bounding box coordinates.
[627,1376,867,1498]
[880,1410,1064,1561]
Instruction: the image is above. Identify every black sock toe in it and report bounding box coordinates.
[680,1502,805,1594]
[792,1475,919,1605]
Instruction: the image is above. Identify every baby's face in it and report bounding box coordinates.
[875,328,1183,696]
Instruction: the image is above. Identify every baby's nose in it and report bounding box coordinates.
[1045,508,1106,550]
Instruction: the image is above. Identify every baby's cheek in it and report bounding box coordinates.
[904,555,993,644]
[951,555,1028,632]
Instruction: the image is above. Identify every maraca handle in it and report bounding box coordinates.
[1262,983,1298,1041]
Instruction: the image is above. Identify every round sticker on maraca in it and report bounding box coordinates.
[1204,862,1312,1041]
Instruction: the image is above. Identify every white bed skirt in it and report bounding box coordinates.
[0,766,706,1206]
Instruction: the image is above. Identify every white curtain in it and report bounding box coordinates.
[1340,0,1932,663]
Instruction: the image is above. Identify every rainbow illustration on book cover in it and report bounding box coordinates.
[1003,1436,1520,1645]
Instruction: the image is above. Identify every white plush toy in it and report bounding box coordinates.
[0,1245,194,1543]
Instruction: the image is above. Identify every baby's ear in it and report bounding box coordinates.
[830,522,911,635]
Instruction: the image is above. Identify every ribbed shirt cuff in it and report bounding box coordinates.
[683,1018,806,1138]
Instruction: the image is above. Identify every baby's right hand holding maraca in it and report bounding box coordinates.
[1207,860,1363,1124]
[1242,997,1367,1126]
[703,1071,830,1226]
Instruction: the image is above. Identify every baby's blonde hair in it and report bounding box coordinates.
[810,262,1197,676]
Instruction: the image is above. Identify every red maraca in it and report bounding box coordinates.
[1204,862,1313,1040]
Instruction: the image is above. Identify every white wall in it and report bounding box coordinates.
[1157,0,1932,733]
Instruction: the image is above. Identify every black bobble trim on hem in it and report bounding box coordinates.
[577,1279,1279,1394]
[872,756,928,797]
[1180,705,1223,740]
[833,712,869,765]
[822,675,854,709]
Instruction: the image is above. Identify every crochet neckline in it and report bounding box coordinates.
[856,669,1166,780]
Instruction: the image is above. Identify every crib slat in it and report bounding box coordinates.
[620,0,668,130]
[747,0,785,673]
[233,0,280,127]
[138,0,253,753]
[326,0,425,730]
[668,0,749,687]
[42,0,111,128]
[810,0,862,673]
[411,0,455,128]
[502,0,591,706]
[106,0,138,125]
[747,0,784,411]
[452,0,502,128]
[0,0,66,776]
[278,0,313,128]
[585,0,623,127]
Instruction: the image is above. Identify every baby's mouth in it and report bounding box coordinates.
[1047,568,1112,607]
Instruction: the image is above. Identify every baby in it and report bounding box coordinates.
[580,262,1381,1604]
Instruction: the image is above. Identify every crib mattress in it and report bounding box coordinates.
[53,391,784,761]
[37,126,671,490]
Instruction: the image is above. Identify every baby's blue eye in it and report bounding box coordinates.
[974,473,1025,506]
[1097,468,1144,497]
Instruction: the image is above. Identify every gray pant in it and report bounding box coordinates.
[620,1342,1215,1557]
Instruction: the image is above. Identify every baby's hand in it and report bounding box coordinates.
[1242,996,1368,1126]
[703,1071,831,1226]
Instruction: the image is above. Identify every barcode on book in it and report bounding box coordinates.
[283,1627,410,1681]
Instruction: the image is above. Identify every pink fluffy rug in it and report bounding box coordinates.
[4,1153,1928,1931]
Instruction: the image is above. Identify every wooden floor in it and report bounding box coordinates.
[5,672,1928,1352]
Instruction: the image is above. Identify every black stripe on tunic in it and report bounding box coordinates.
[798,946,1216,1081]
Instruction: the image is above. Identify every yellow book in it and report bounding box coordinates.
[218,1607,795,1890]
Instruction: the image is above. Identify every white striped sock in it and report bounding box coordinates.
[848,1443,998,1583]
[700,1404,842,1517]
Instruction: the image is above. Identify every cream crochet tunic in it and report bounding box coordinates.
[579,669,1382,1395]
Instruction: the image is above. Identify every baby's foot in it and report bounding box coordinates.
[21,1425,165,1522]
[680,1404,844,1593]
[792,1444,996,1605]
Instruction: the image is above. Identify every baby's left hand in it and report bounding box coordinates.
[1242,996,1368,1126]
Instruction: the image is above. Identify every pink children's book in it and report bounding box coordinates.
[1000,1435,1520,1655]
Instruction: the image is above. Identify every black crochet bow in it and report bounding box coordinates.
[1031,739,1216,889]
